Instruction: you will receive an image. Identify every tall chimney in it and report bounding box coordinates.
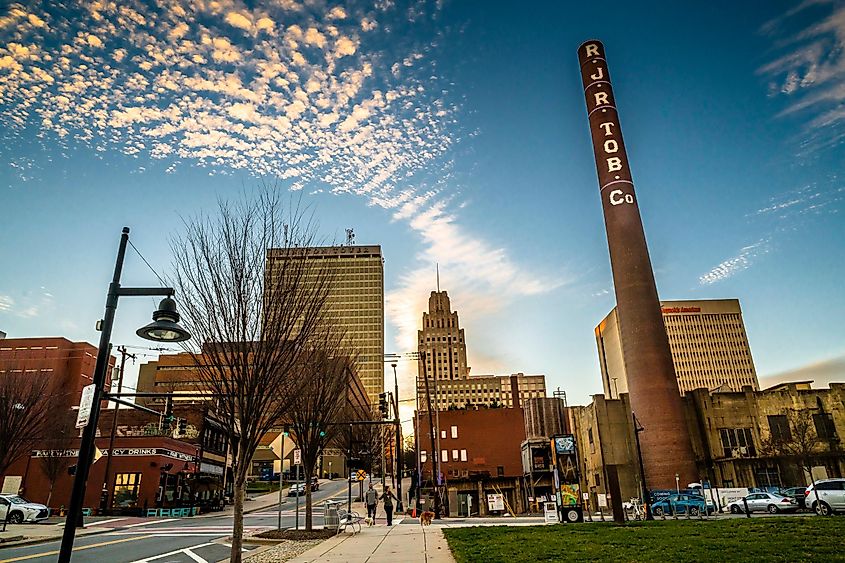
[577,40,697,489]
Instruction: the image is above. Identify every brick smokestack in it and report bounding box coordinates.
[577,40,697,489]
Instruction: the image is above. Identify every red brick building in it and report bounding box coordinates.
[0,336,115,409]
[416,407,527,516]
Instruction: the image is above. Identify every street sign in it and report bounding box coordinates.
[75,384,96,428]
[293,449,301,465]
[356,469,367,481]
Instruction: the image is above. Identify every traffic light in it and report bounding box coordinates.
[378,393,388,419]
[283,424,290,436]
[177,418,187,434]
[161,396,174,431]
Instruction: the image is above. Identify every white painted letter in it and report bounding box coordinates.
[594,92,609,107]
[607,157,622,172]
[603,139,618,154]
[599,122,615,136]
[585,44,600,57]
[590,67,605,81]
[610,190,624,205]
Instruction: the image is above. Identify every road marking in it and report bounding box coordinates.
[129,542,215,563]
[122,518,178,528]
[0,535,153,563]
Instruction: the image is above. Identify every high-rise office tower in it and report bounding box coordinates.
[417,290,469,389]
[596,299,759,397]
[266,245,385,407]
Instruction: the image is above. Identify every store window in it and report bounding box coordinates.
[113,473,142,508]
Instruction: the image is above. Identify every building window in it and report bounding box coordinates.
[441,450,448,463]
[594,473,601,487]
[420,451,427,463]
[451,425,458,439]
[452,449,459,461]
[813,413,837,440]
[441,430,447,439]
[497,466,504,477]
[768,415,791,442]
[588,428,594,444]
[460,449,467,462]
[113,473,142,508]
[719,428,756,457]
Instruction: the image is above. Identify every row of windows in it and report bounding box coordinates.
[419,449,469,463]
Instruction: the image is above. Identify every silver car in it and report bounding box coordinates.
[0,494,51,524]
[805,479,845,516]
[727,492,798,514]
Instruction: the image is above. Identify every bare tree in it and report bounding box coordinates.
[762,408,823,511]
[170,191,333,562]
[0,370,51,475]
[39,414,77,507]
[288,331,357,530]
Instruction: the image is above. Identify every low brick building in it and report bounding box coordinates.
[416,407,526,516]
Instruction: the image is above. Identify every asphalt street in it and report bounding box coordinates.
[0,480,352,563]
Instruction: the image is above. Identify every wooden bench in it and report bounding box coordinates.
[336,508,363,535]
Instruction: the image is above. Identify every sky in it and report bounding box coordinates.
[1,0,844,411]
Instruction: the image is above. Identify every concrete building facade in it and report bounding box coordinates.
[266,245,384,407]
[571,383,845,511]
[597,299,759,397]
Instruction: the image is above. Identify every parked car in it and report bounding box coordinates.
[727,492,798,514]
[650,494,712,517]
[0,494,50,523]
[781,486,809,510]
[805,478,845,516]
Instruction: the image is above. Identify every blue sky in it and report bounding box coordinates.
[1,0,843,407]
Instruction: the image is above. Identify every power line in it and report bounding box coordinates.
[127,238,167,287]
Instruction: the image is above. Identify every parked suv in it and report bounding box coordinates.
[805,479,845,516]
[0,494,50,523]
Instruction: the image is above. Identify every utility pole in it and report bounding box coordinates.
[391,362,403,512]
[419,351,441,518]
[100,345,136,514]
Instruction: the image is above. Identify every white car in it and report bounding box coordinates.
[726,492,798,514]
[0,494,51,523]
[805,479,845,516]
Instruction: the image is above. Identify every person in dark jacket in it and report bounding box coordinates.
[365,484,378,521]
[380,486,398,525]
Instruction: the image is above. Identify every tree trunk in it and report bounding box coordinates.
[305,463,313,531]
[230,480,245,563]
[46,481,55,509]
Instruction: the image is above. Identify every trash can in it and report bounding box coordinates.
[324,500,340,528]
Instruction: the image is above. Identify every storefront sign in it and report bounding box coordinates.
[200,462,224,476]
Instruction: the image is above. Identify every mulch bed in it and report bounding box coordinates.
[254,529,337,541]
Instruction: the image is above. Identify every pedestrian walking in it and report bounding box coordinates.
[365,483,378,521]
[381,485,398,525]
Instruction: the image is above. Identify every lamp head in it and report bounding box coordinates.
[136,296,191,342]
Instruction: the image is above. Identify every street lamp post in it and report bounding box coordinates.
[58,227,190,563]
[632,412,653,520]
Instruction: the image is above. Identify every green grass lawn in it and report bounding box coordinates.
[443,518,845,562]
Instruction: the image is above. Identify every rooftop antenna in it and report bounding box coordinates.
[436,263,440,293]
[345,228,355,246]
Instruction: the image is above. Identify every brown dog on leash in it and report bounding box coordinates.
[419,510,435,526]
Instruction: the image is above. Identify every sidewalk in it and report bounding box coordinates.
[282,522,455,563]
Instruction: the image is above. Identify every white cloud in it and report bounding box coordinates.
[699,239,771,285]
[0,295,13,312]
[225,12,252,31]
